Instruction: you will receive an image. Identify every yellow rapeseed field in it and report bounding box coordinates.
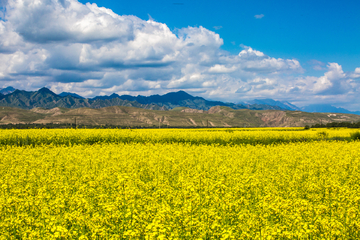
[1,128,360,239]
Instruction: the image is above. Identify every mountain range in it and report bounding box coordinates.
[245,99,301,111]
[302,104,360,115]
[0,86,359,115]
[0,87,287,111]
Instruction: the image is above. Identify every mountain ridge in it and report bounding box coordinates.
[301,104,360,115]
[246,99,301,111]
[59,92,85,99]
[1,86,360,115]
[0,88,165,110]
[94,90,288,111]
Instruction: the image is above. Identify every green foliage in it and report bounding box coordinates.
[350,131,360,140]
[317,131,329,138]
[312,121,360,128]
[304,125,310,130]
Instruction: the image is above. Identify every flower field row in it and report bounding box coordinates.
[0,128,358,147]
[1,128,360,239]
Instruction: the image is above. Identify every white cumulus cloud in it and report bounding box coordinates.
[0,0,359,110]
[208,64,237,73]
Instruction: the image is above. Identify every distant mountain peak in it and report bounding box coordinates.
[171,90,192,95]
[163,90,197,100]
[38,87,54,93]
[0,86,16,95]
[92,93,121,100]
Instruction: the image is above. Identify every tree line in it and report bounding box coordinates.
[310,121,360,128]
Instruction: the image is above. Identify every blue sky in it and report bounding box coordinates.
[78,0,360,74]
[0,0,360,109]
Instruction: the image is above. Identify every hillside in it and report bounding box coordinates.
[1,106,360,128]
